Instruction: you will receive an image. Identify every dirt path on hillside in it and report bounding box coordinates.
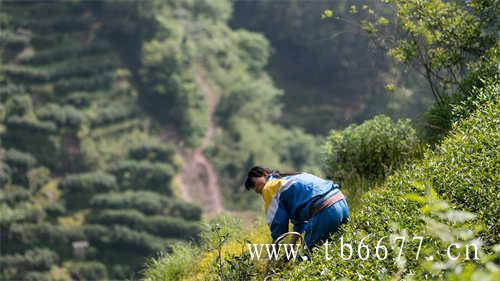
[164,66,224,216]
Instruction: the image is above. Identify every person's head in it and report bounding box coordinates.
[245,166,271,194]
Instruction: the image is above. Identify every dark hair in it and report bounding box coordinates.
[244,166,300,190]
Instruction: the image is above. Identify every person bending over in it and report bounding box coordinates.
[245,166,350,248]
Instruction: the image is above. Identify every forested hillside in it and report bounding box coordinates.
[0,0,323,280]
[230,0,433,134]
[0,1,203,280]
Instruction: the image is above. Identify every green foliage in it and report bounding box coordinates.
[233,30,270,76]
[5,115,57,134]
[67,261,108,281]
[0,161,12,188]
[384,0,495,100]
[1,1,205,279]
[128,142,176,163]
[277,83,499,280]
[0,248,59,271]
[44,202,66,218]
[138,20,208,147]
[418,48,499,144]
[216,77,282,127]
[26,167,51,192]
[37,103,85,130]
[418,97,454,145]
[4,95,35,118]
[426,91,499,243]
[90,102,137,128]
[59,172,117,193]
[0,186,31,205]
[325,115,421,179]
[2,149,37,185]
[22,272,53,281]
[90,191,201,220]
[19,41,110,65]
[230,0,426,134]
[88,209,201,239]
[359,0,498,144]
[59,172,117,210]
[7,223,85,256]
[107,160,174,194]
[94,225,165,254]
[144,243,200,281]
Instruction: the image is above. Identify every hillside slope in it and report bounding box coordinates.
[144,81,499,280]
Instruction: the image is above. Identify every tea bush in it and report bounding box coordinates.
[107,160,174,194]
[90,191,170,214]
[88,209,201,239]
[2,149,36,185]
[59,172,117,193]
[0,247,59,271]
[36,103,85,130]
[128,142,176,163]
[144,243,200,281]
[325,115,421,179]
[67,261,108,281]
[425,89,499,243]
[59,172,117,209]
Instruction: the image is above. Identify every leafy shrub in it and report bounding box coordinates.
[4,95,34,118]
[63,92,92,108]
[144,243,200,281]
[67,261,108,281]
[90,191,201,220]
[90,103,137,128]
[233,29,270,75]
[59,172,117,210]
[90,191,171,215]
[1,65,49,83]
[0,248,59,271]
[107,161,174,194]
[0,161,12,188]
[426,91,499,243]
[44,202,66,218]
[19,41,109,65]
[453,78,499,122]
[417,98,454,145]
[23,271,53,281]
[26,167,51,192]
[128,142,176,163]
[2,149,36,185]
[7,223,85,257]
[0,186,31,204]
[5,116,57,134]
[59,172,117,193]
[95,225,165,254]
[37,103,85,130]
[168,200,202,221]
[325,115,421,179]
[88,209,201,239]
[53,72,113,94]
[418,47,498,145]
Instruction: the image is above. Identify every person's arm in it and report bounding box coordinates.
[292,219,307,234]
[267,199,289,241]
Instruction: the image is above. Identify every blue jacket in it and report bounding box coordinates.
[266,172,340,241]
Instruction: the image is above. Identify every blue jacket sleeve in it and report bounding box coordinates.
[292,219,307,233]
[269,200,289,241]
